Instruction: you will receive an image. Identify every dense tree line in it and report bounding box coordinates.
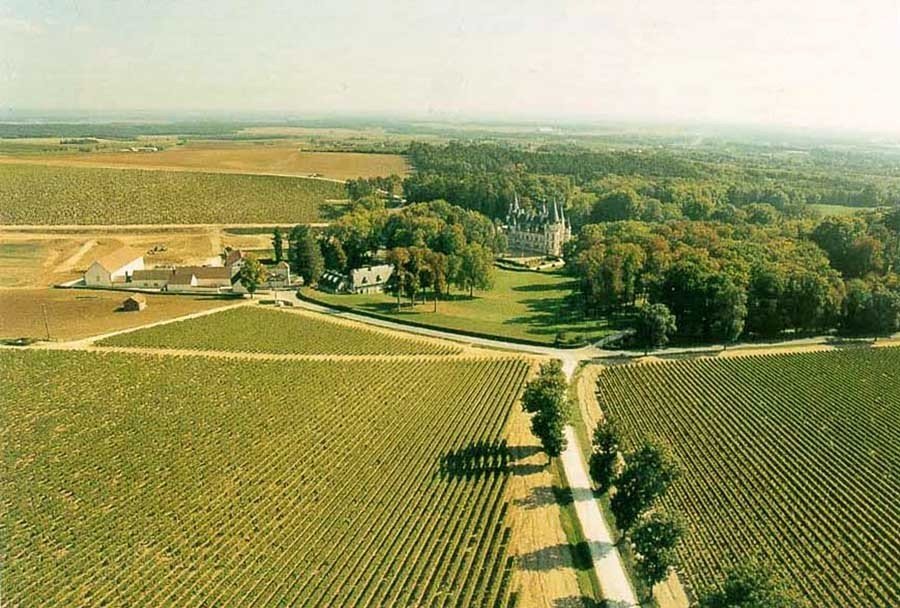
[289,200,502,304]
[402,142,900,227]
[345,175,403,200]
[566,208,900,345]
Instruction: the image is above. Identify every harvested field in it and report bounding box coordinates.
[0,289,233,341]
[0,144,409,180]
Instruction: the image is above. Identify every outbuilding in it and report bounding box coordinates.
[121,294,147,312]
[84,247,145,287]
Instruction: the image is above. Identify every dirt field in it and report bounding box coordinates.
[0,289,233,341]
[0,228,273,289]
[504,370,593,607]
[0,142,409,180]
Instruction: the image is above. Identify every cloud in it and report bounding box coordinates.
[0,16,45,35]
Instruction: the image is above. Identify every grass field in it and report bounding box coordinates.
[0,142,410,180]
[0,163,345,225]
[1,349,528,606]
[305,268,621,345]
[100,306,462,355]
[809,203,876,217]
[595,348,900,607]
[0,289,233,340]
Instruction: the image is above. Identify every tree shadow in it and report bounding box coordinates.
[438,440,511,478]
[439,442,548,479]
[511,281,572,293]
[552,596,608,608]
[504,291,627,340]
[508,462,547,476]
[513,484,574,510]
[518,540,612,572]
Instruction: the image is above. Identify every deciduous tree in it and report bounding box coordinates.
[521,361,569,459]
[699,561,799,608]
[610,439,680,533]
[632,510,684,599]
[589,415,622,493]
[238,254,266,298]
[634,303,677,354]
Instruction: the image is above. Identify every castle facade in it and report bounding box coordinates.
[504,195,572,257]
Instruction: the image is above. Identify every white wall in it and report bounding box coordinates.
[84,262,112,287]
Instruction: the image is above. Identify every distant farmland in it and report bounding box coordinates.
[596,348,900,608]
[0,163,345,225]
[1,350,527,606]
[0,143,410,180]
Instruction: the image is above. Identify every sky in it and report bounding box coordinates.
[2,0,900,133]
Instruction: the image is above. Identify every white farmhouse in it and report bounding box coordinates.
[350,264,394,294]
[84,248,145,287]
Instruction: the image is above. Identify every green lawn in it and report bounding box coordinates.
[305,268,621,346]
[809,203,876,217]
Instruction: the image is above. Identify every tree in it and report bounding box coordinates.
[320,235,348,272]
[610,439,680,533]
[238,254,266,298]
[288,225,324,286]
[591,188,646,222]
[699,561,799,608]
[386,247,411,312]
[589,415,622,493]
[455,242,495,297]
[631,510,684,599]
[634,303,677,354]
[707,275,748,346]
[426,250,449,312]
[842,279,900,335]
[811,216,867,276]
[746,265,788,338]
[521,361,569,458]
[271,227,284,263]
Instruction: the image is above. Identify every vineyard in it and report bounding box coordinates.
[1,350,529,606]
[98,306,462,355]
[0,163,344,224]
[595,348,900,607]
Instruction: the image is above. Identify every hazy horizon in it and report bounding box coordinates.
[3,1,900,134]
